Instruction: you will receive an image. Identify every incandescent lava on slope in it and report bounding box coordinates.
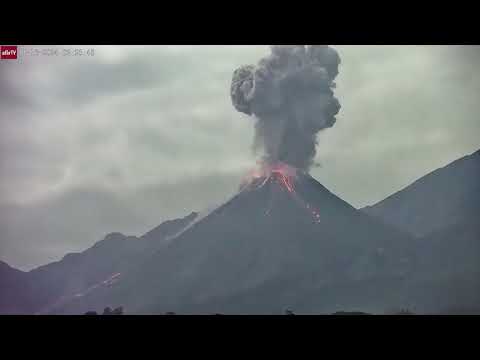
[240,162,321,223]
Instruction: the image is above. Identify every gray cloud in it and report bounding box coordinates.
[312,45,480,206]
[231,45,341,170]
[1,45,479,269]
[54,51,196,105]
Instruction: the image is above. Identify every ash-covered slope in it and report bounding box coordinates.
[363,149,480,237]
[53,170,417,314]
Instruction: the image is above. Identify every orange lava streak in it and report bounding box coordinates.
[242,162,298,192]
[74,272,121,298]
[243,162,320,223]
[274,172,294,193]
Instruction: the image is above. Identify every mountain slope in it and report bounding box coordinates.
[361,150,480,313]
[363,149,480,237]
[406,219,480,313]
[0,212,197,314]
[0,261,33,314]
[52,170,417,314]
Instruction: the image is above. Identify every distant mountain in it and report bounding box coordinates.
[50,166,417,315]
[363,149,480,313]
[0,212,197,314]
[363,149,480,237]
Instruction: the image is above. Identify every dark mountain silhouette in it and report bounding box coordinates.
[49,169,418,314]
[363,149,480,237]
[0,212,197,314]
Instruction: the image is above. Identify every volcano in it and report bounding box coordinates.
[50,165,417,314]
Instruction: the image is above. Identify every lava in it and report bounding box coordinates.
[242,162,298,192]
[74,272,121,298]
[271,166,295,193]
[35,272,122,315]
[242,162,321,223]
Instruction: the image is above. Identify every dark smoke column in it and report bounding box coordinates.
[231,45,341,171]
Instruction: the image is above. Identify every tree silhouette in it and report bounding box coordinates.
[102,306,124,315]
[111,307,123,315]
[83,306,124,315]
[102,307,113,315]
[284,309,295,315]
[393,308,414,315]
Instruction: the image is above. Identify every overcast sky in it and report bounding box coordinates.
[1,45,479,270]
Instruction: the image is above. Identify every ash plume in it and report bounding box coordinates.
[231,45,341,171]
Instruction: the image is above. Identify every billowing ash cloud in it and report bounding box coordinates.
[231,45,341,171]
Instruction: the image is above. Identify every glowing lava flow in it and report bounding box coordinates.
[242,162,321,223]
[73,272,121,298]
[270,164,295,193]
[241,162,297,191]
[34,272,122,315]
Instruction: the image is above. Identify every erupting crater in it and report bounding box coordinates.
[240,162,321,223]
[241,162,298,192]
